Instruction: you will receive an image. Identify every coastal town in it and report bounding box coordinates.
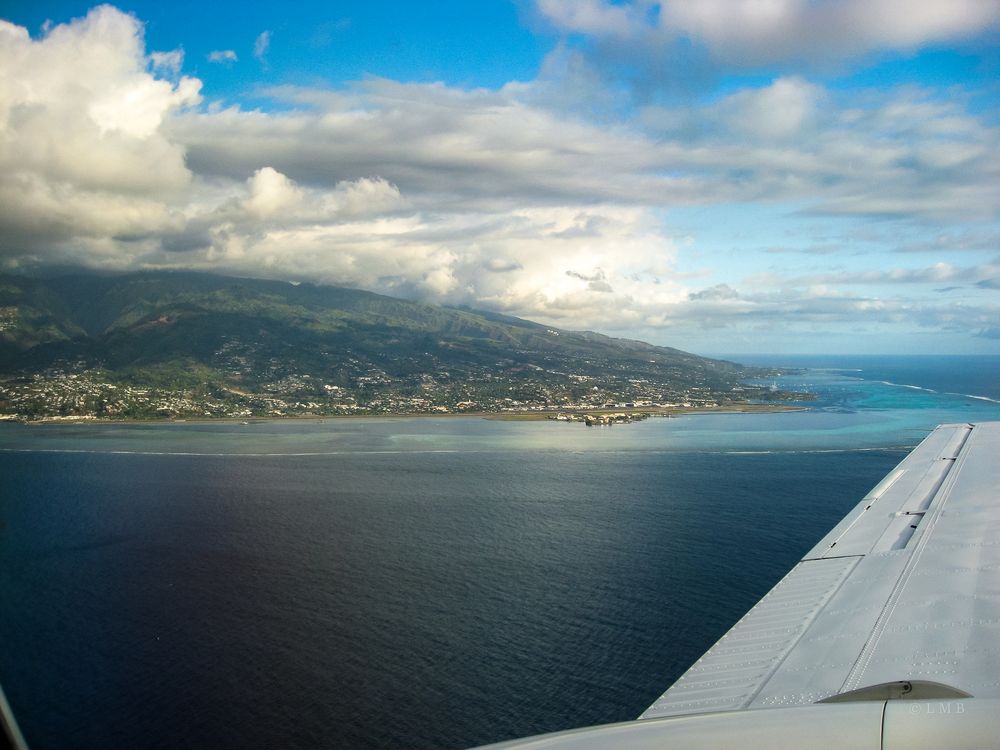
[0,273,802,424]
[0,363,797,423]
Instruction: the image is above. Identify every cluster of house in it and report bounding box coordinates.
[548,412,652,426]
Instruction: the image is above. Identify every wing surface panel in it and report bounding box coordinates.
[642,422,995,719]
[840,422,1000,695]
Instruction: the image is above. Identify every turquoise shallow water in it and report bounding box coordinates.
[1,371,996,457]
[1,356,999,749]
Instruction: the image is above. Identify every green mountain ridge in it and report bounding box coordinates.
[0,270,772,419]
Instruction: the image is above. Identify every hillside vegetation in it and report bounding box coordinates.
[0,271,776,419]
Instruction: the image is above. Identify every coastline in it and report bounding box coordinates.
[10,401,806,426]
[482,403,805,421]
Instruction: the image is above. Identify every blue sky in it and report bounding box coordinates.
[0,1,998,354]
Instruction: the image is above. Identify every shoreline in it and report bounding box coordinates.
[483,403,805,421]
[9,402,807,426]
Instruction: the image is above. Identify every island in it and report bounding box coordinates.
[0,271,805,422]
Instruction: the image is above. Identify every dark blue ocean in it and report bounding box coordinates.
[1,355,999,749]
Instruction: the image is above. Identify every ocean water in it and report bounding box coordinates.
[735,354,1000,404]
[1,356,999,749]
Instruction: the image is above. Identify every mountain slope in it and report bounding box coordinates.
[0,271,765,418]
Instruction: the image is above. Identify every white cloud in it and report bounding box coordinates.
[539,0,1000,68]
[254,30,271,63]
[0,5,997,350]
[714,76,823,140]
[662,0,1000,62]
[208,49,238,63]
[149,48,183,75]
[689,284,739,301]
[0,6,200,255]
[244,167,303,218]
[332,177,403,217]
[535,0,642,40]
[89,75,201,139]
[765,260,1000,288]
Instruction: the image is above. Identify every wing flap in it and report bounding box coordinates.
[641,555,859,717]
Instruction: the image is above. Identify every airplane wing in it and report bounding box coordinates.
[481,422,1000,749]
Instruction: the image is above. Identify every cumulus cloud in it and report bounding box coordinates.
[0,7,200,259]
[0,6,689,328]
[332,176,403,217]
[0,4,997,350]
[244,167,303,217]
